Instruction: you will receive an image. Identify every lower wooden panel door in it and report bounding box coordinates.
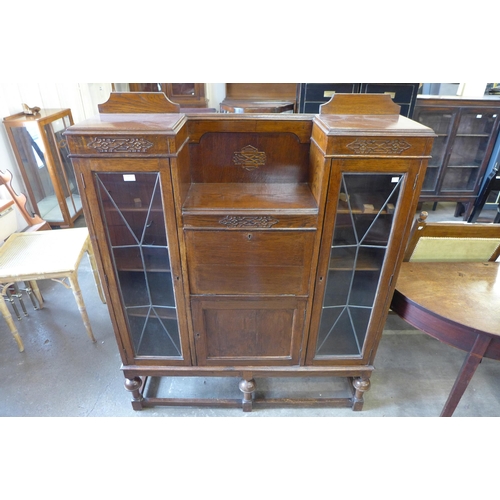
[191,296,307,366]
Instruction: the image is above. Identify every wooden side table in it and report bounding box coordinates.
[0,227,106,351]
[391,261,500,416]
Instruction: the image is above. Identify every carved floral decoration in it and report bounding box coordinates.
[219,215,279,228]
[347,139,411,155]
[87,137,154,153]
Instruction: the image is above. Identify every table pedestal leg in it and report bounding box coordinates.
[441,334,491,417]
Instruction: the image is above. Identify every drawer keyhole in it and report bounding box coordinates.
[247,234,252,240]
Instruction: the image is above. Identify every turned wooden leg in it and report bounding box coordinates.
[239,378,256,412]
[68,273,96,343]
[440,334,491,417]
[125,377,144,410]
[352,377,371,411]
[0,291,24,352]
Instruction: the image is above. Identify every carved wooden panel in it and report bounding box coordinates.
[87,137,154,153]
[191,296,306,366]
[347,139,412,155]
[218,215,279,228]
[188,132,310,183]
[232,145,266,170]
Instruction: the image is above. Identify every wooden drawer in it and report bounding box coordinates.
[183,213,317,229]
[185,229,315,295]
[192,296,307,366]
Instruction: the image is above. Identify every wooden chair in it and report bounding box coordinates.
[0,169,51,319]
[0,169,50,232]
[404,211,500,262]
[0,170,105,351]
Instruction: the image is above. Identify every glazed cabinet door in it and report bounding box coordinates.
[412,106,457,194]
[75,158,191,366]
[441,109,500,194]
[414,104,500,200]
[306,159,421,365]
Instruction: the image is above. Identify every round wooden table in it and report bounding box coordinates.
[391,261,500,416]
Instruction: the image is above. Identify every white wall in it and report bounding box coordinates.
[206,83,226,110]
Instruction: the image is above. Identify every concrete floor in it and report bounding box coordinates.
[1,202,499,417]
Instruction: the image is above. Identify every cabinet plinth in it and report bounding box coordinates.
[65,93,435,411]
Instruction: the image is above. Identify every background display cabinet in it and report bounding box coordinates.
[296,83,419,117]
[65,92,434,412]
[413,96,500,217]
[3,108,82,228]
[128,83,208,108]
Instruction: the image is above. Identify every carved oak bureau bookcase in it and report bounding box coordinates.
[65,93,434,411]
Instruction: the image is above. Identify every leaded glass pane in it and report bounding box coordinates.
[96,172,182,358]
[315,173,402,357]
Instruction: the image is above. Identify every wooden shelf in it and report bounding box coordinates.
[126,307,177,320]
[456,134,490,138]
[329,248,384,272]
[337,196,395,215]
[447,165,480,169]
[103,205,163,213]
[114,250,170,273]
[183,183,318,215]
